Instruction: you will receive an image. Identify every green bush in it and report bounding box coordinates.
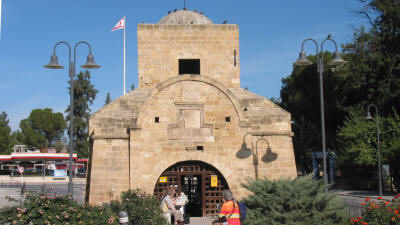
[241,175,349,225]
[110,189,166,225]
[0,191,118,224]
[351,194,400,225]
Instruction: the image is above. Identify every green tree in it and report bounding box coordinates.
[0,111,12,154]
[19,108,66,150]
[342,0,400,115]
[242,176,349,225]
[10,130,25,147]
[104,92,112,106]
[130,82,135,91]
[336,111,400,190]
[53,139,66,153]
[66,71,98,158]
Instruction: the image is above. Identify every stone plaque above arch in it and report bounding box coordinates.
[168,102,213,142]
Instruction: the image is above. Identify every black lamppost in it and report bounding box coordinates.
[366,104,383,196]
[294,35,346,193]
[44,41,100,198]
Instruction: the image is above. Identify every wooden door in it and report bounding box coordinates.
[154,161,229,217]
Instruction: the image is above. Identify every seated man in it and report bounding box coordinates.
[160,189,184,225]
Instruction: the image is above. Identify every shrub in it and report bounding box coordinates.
[110,189,166,225]
[241,175,349,225]
[0,190,118,224]
[351,194,400,225]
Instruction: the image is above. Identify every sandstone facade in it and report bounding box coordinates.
[87,10,297,213]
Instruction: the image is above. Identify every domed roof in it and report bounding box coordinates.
[158,9,214,25]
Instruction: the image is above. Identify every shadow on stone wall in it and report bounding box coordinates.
[236,136,278,179]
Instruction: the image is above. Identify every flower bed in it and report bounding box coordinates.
[351,194,400,225]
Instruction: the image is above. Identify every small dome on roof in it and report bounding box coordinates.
[158,9,214,25]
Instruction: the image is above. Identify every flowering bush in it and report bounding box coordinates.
[110,189,166,225]
[351,194,400,225]
[0,190,118,224]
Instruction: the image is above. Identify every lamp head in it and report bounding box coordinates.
[236,142,252,159]
[329,50,347,65]
[365,111,373,120]
[294,50,312,66]
[81,53,100,69]
[261,146,278,163]
[44,54,64,69]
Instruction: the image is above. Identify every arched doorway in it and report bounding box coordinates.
[154,160,229,217]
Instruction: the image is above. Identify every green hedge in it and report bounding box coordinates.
[242,175,349,225]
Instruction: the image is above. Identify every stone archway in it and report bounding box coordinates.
[154,160,229,217]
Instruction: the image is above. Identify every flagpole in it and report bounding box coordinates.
[0,0,2,40]
[123,16,126,95]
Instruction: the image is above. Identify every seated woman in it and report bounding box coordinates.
[213,190,241,225]
[160,189,184,225]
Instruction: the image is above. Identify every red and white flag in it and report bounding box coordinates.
[111,16,125,31]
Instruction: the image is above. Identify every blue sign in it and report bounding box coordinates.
[54,169,67,178]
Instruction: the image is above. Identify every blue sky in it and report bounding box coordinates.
[0,0,369,131]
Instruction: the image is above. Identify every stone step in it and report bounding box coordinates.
[185,217,214,225]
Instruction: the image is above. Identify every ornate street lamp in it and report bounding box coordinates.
[44,41,100,198]
[294,35,346,193]
[366,104,382,196]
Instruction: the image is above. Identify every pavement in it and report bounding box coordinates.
[186,217,214,225]
[335,187,394,201]
[0,175,86,185]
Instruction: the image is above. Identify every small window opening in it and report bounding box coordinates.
[155,117,160,123]
[234,49,237,67]
[179,59,200,75]
[225,116,231,122]
[243,108,248,112]
[196,146,203,151]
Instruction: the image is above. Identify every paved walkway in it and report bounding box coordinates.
[0,187,22,207]
[0,175,86,184]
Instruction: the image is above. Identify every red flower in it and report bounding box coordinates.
[357,216,362,220]
[385,201,390,205]
[365,197,371,202]
[392,217,396,221]
[361,222,368,225]
[378,196,383,200]
[361,202,366,206]
[394,209,399,214]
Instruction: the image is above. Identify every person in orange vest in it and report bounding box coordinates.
[213,190,241,225]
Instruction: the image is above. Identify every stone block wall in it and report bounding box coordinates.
[137,24,240,88]
[88,76,297,205]
[129,80,296,200]
[88,139,129,205]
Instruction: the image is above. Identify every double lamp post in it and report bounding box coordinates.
[366,104,383,196]
[44,41,100,198]
[294,35,346,192]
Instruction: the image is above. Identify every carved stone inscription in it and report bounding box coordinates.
[168,103,214,142]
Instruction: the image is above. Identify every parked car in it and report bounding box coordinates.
[76,168,86,177]
[0,169,11,175]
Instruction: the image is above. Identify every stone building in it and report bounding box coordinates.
[87,9,297,217]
